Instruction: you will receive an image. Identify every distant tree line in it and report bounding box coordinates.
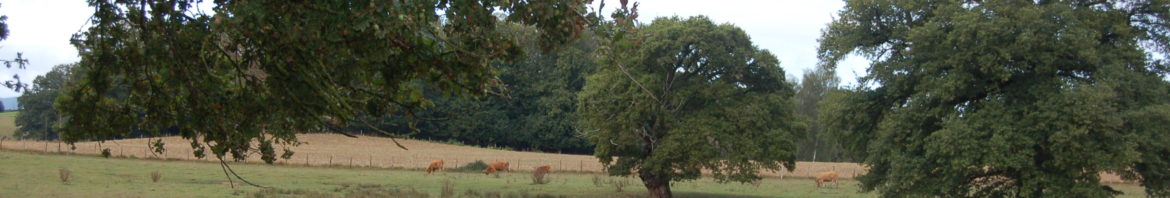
[12,21,856,160]
[331,23,600,154]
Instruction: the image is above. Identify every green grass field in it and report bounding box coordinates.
[0,111,16,138]
[0,150,1152,198]
[0,150,883,198]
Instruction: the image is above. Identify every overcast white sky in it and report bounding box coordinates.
[0,0,868,98]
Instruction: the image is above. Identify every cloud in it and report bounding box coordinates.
[0,0,91,98]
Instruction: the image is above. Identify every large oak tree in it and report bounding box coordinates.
[819,0,1170,197]
[578,16,803,198]
[59,0,596,168]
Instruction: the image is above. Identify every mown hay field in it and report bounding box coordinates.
[0,134,866,180]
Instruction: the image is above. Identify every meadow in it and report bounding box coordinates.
[0,113,1150,197]
[0,150,879,198]
[0,111,17,138]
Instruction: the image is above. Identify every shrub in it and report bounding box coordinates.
[608,178,630,192]
[440,179,455,198]
[151,171,162,183]
[58,168,71,183]
[456,160,489,172]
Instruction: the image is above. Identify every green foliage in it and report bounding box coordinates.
[59,0,593,163]
[457,160,490,173]
[14,64,74,140]
[793,67,856,162]
[342,23,602,154]
[578,16,803,197]
[819,0,1170,197]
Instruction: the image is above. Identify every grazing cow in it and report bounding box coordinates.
[426,160,444,175]
[535,165,551,174]
[816,170,839,188]
[483,161,511,176]
[532,165,552,184]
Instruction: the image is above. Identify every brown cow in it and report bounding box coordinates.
[426,160,444,175]
[534,165,551,174]
[483,161,510,177]
[816,170,839,188]
[532,165,552,184]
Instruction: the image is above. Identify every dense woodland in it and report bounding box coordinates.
[4,0,1169,198]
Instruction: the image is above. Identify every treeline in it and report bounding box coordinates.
[332,23,600,154]
[15,19,852,161]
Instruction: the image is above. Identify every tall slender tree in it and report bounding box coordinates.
[15,64,74,140]
[793,66,854,162]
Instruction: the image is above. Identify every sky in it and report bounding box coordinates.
[0,0,868,98]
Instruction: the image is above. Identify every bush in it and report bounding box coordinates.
[151,171,162,183]
[58,168,71,183]
[456,160,488,172]
[440,179,455,198]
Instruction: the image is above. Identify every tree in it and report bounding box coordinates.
[14,64,74,140]
[818,0,1170,197]
[578,16,803,198]
[793,66,855,162]
[405,23,601,154]
[58,0,597,180]
[334,24,602,154]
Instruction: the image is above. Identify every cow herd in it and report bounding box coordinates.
[424,160,546,177]
[424,159,842,188]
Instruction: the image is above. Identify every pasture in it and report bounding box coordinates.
[0,134,869,180]
[0,121,1149,197]
[0,111,16,138]
[0,150,881,197]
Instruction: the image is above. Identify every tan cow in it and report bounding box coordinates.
[532,165,552,184]
[816,170,839,188]
[426,160,444,175]
[483,161,510,177]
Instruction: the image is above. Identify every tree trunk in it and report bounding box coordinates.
[640,172,672,198]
